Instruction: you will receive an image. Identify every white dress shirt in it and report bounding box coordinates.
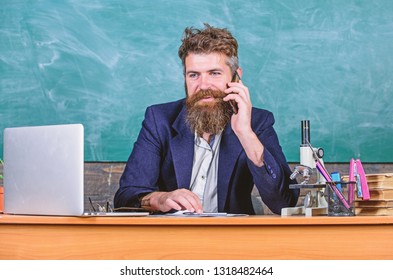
[190,131,222,212]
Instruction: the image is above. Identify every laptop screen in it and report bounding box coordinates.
[3,124,84,216]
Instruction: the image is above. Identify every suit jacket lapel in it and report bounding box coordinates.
[217,124,243,211]
[170,106,194,189]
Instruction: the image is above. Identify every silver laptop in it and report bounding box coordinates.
[3,124,148,217]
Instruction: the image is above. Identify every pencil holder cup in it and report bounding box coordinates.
[326,182,355,216]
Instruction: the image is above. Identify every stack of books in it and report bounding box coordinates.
[354,173,393,216]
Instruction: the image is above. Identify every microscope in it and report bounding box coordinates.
[281,120,328,216]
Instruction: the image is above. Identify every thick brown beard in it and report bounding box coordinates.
[185,89,232,136]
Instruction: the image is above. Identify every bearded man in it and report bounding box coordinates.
[114,24,299,214]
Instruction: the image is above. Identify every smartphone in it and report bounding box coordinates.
[228,71,240,114]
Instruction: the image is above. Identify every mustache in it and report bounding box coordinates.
[186,89,227,104]
[196,89,227,99]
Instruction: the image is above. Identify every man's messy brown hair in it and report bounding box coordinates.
[178,23,239,74]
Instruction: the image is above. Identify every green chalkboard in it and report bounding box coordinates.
[1,0,393,162]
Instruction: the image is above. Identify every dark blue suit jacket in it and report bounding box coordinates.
[114,99,299,214]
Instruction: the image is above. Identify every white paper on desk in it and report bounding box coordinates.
[165,210,248,217]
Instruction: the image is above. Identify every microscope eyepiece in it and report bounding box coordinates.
[301,120,310,145]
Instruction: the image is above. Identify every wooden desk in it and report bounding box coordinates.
[1,215,392,260]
